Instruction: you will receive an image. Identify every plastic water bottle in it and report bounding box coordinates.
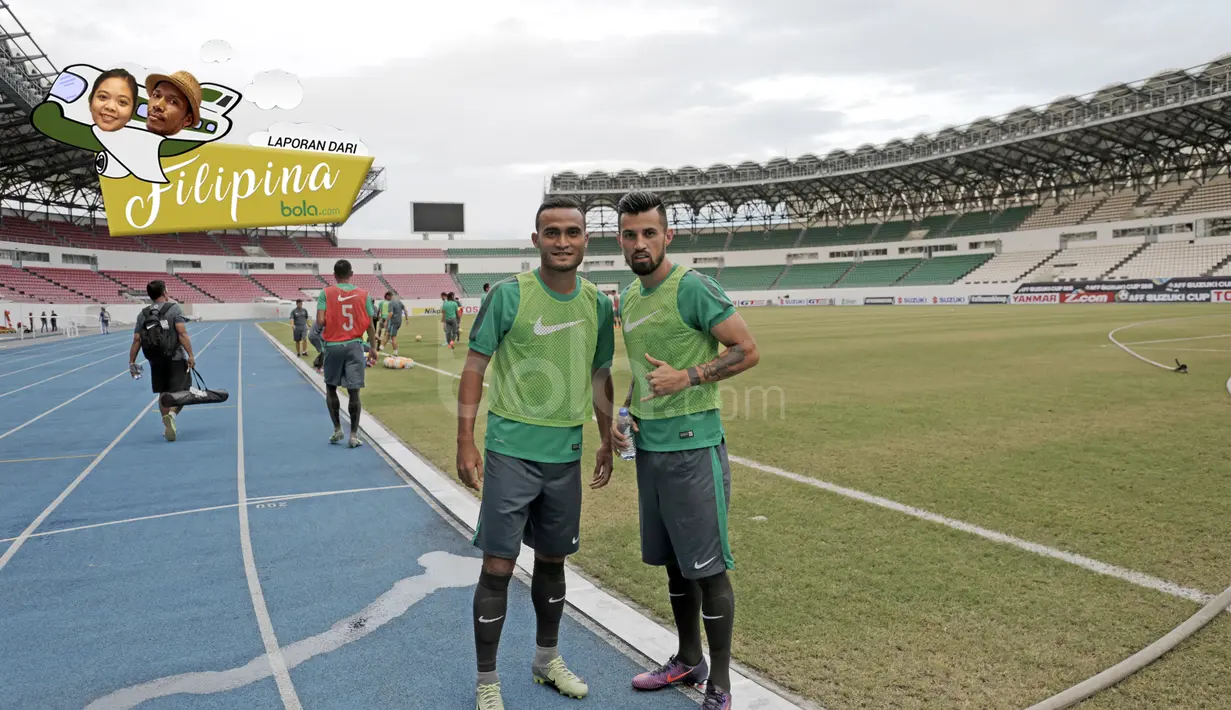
[616,407,636,460]
[129,362,143,380]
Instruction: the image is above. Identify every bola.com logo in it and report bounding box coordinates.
[280,199,341,218]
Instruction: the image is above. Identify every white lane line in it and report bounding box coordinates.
[0,485,416,544]
[1120,333,1231,345]
[0,325,220,442]
[0,340,129,378]
[0,453,98,465]
[0,399,158,573]
[0,352,125,399]
[0,327,227,573]
[0,332,125,362]
[248,483,411,503]
[387,329,1222,609]
[727,454,1218,606]
[235,326,302,710]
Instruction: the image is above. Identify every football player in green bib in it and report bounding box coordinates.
[457,195,616,710]
[609,191,760,710]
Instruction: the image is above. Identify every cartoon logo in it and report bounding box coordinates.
[30,64,239,184]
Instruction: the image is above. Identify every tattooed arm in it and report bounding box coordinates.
[640,312,760,401]
[687,312,759,385]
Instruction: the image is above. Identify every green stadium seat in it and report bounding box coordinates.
[836,258,921,287]
[868,220,913,243]
[894,254,994,285]
[456,272,516,296]
[776,262,853,289]
[727,229,799,251]
[713,265,783,290]
[672,233,729,253]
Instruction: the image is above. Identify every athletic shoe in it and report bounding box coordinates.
[162,412,177,442]
[475,682,504,710]
[533,656,588,698]
[348,435,362,448]
[632,654,708,691]
[330,429,344,444]
[701,685,731,710]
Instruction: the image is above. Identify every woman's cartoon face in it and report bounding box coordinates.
[89,77,135,132]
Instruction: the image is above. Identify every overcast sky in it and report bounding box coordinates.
[14,0,1231,240]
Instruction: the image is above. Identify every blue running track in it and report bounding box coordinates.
[0,322,699,709]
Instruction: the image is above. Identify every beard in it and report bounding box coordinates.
[627,251,661,275]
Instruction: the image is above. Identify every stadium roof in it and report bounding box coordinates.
[547,54,1231,227]
[0,3,384,223]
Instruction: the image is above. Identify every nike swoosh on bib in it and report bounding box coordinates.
[622,309,659,332]
[337,294,358,302]
[533,315,585,336]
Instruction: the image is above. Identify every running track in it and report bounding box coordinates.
[0,322,700,709]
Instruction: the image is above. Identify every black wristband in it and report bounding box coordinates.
[687,366,700,386]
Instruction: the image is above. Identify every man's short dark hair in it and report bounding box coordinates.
[333,259,352,279]
[146,279,166,300]
[385,291,392,299]
[535,195,583,231]
[616,190,668,230]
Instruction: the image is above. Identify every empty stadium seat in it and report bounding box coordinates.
[322,274,386,296]
[257,236,305,258]
[0,265,84,303]
[296,237,367,259]
[27,267,122,303]
[1105,241,1231,280]
[714,265,783,290]
[1033,244,1140,281]
[382,273,462,299]
[176,232,229,256]
[896,254,994,286]
[775,262,853,289]
[178,273,270,302]
[836,258,921,287]
[960,250,1056,283]
[251,273,328,300]
[457,272,517,296]
[0,217,64,247]
[102,271,216,303]
[1172,177,1231,217]
[727,230,798,251]
[367,248,446,259]
[52,222,145,252]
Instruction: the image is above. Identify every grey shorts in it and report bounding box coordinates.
[322,341,366,390]
[293,325,307,342]
[387,318,402,337]
[636,440,734,579]
[472,450,581,559]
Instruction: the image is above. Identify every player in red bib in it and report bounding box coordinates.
[316,259,378,447]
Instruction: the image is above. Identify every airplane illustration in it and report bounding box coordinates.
[30,64,240,184]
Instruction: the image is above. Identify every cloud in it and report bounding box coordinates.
[249,122,370,156]
[200,39,234,64]
[243,69,302,110]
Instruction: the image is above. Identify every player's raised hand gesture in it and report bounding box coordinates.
[641,353,689,401]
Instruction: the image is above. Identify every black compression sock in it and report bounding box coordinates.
[474,570,511,675]
[326,388,341,429]
[531,558,566,650]
[697,571,735,692]
[666,564,704,666]
[347,392,361,435]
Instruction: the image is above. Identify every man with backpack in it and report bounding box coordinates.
[129,280,195,441]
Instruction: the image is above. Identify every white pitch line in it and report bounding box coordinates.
[1131,347,1231,354]
[0,325,220,442]
[0,327,227,572]
[0,351,125,399]
[0,485,417,544]
[726,454,1217,606]
[1120,333,1231,346]
[391,334,1222,608]
[235,327,302,710]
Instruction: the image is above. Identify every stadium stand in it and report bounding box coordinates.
[713,265,783,290]
[1136,182,1196,218]
[797,223,877,248]
[177,232,230,256]
[582,270,636,292]
[138,233,184,254]
[257,235,305,258]
[322,274,386,296]
[178,273,270,302]
[1034,244,1142,281]
[836,258,921,287]
[103,271,216,303]
[727,230,797,251]
[1213,260,1231,277]
[868,220,914,243]
[1172,176,1231,216]
[674,233,729,253]
[367,248,446,259]
[381,273,462,299]
[1104,241,1231,280]
[457,272,516,296]
[585,238,622,255]
[1016,195,1104,231]
[0,265,82,302]
[775,262,853,289]
[52,223,145,253]
[896,254,995,286]
[447,248,525,258]
[250,273,327,300]
[296,237,366,259]
[213,233,255,256]
[0,216,62,246]
[1082,191,1141,224]
[27,267,122,303]
[960,250,1057,284]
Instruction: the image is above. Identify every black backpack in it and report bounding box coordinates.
[139,302,180,360]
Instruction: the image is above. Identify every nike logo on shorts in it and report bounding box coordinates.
[622,310,659,332]
[478,615,504,624]
[533,316,585,336]
[572,536,579,544]
[694,556,716,570]
[549,595,566,604]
